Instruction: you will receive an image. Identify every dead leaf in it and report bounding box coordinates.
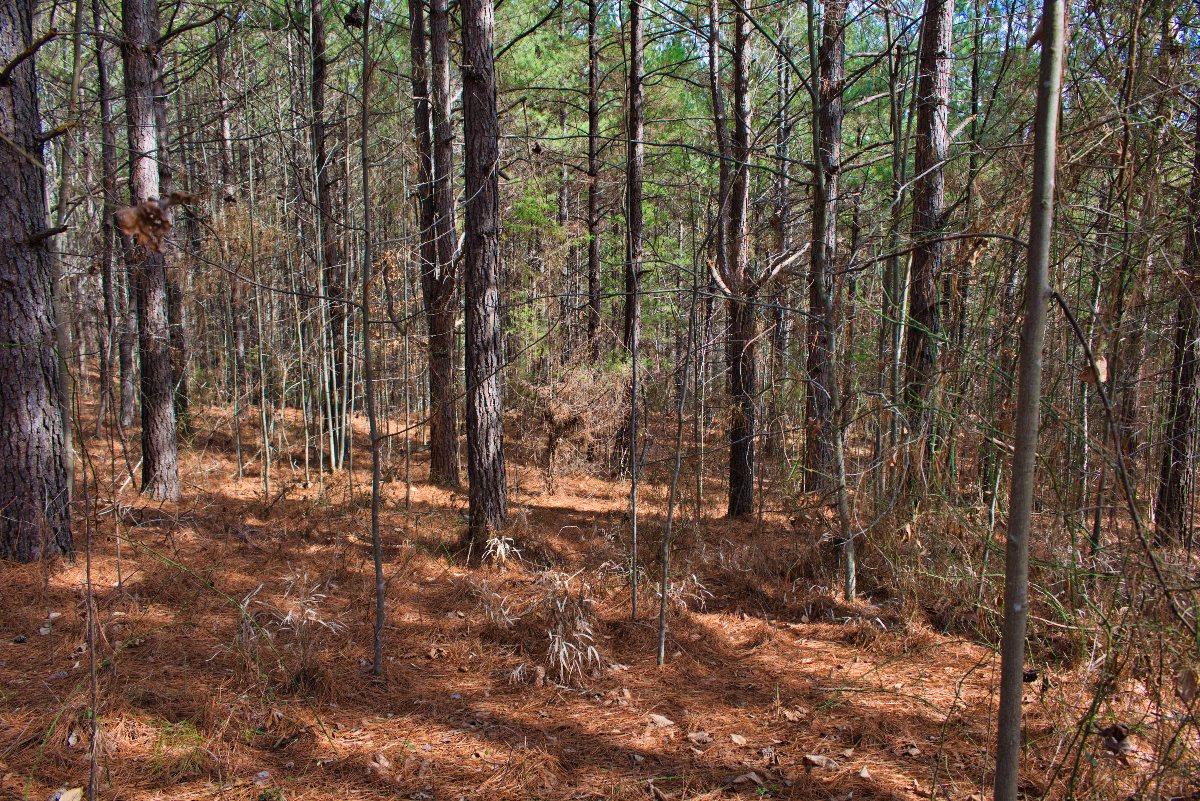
[114,200,172,252]
[732,771,764,785]
[1177,666,1197,703]
[686,730,713,744]
[649,713,675,728]
[52,789,83,801]
[803,754,839,771]
[1079,356,1107,385]
[730,733,748,746]
[858,766,871,780]
[902,744,921,757]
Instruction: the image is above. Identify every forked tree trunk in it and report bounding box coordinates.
[0,0,73,560]
[122,0,181,500]
[462,0,507,543]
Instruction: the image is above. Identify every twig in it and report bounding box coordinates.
[1051,289,1197,640]
[0,28,59,85]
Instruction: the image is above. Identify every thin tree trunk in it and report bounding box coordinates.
[93,0,120,436]
[724,7,754,519]
[586,0,602,355]
[994,1,1065,796]
[357,0,386,674]
[311,0,347,469]
[122,0,181,500]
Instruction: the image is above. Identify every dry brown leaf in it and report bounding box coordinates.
[649,713,675,727]
[686,730,712,744]
[1177,667,1197,703]
[1079,356,1107,385]
[803,754,839,771]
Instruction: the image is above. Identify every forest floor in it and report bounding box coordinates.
[0,399,1152,801]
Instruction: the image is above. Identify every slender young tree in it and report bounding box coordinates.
[586,0,602,354]
[357,0,385,675]
[122,0,181,500]
[311,0,348,469]
[462,0,507,544]
[994,0,1065,796]
[429,0,460,485]
[0,0,73,560]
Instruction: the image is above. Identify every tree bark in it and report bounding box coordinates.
[586,0,602,355]
[1155,113,1200,544]
[993,1,1065,796]
[311,0,348,469]
[122,0,181,500]
[725,7,755,518]
[0,0,73,560]
[93,0,120,434]
[462,0,507,543]
[803,0,847,494]
[411,0,461,487]
[903,0,952,475]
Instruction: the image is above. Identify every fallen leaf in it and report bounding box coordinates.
[730,733,748,746]
[649,714,675,728]
[732,771,764,785]
[687,731,713,744]
[53,789,83,801]
[858,766,871,780]
[1079,357,1107,385]
[1177,667,1197,703]
[803,754,839,771]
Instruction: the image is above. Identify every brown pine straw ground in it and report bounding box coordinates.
[0,401,1184,801]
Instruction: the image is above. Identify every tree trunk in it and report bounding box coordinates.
[122,0,181,500]
[993,1,1065,796]
[803,0,847,494]
[311,0,347,469]
[411,0,461,487]
[1155,114,1200,544]
[725,7,754,518]
[93,0,120,434]
[462,0,507,543]
[0,0,73,560]
[586,0,602,355]
[903,0,952,478]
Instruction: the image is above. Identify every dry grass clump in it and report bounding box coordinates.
[470,569,605,686]
[509,364,627,492]
[232,569,344,698]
